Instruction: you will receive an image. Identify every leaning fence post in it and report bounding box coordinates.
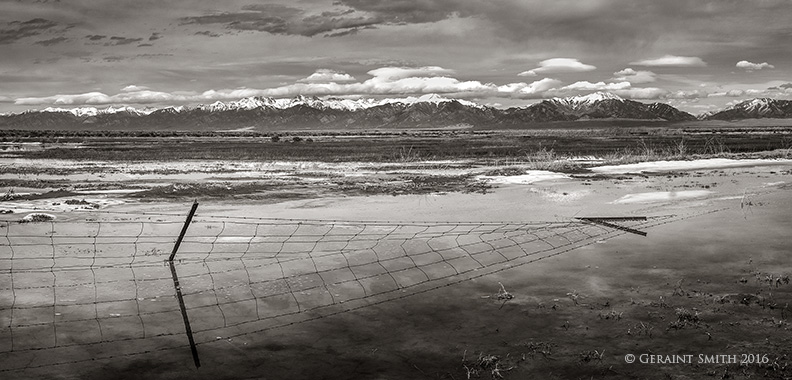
[168,200,201,368]
[169,200,199,262]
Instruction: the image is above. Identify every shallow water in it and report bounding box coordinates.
[1,161,791,379]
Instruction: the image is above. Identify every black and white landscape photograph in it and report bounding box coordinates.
[1,1,791,379]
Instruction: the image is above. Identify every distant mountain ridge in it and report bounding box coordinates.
[1,92,787,131]
[541,93,696,121]
[12,94,485,117]
[703,98,792,120]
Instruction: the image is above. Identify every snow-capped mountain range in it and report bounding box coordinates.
[39,105,157,117]
[704,98,792,120]
[0,92,789,131]
[22,93,484,117]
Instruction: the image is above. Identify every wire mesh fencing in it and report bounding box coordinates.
[0,210,676,372]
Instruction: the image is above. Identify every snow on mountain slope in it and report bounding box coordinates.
[13,92,660,117]
[5,92,772,127]
[563,91,624,104]
[39,106,154,117]
[546,92,624,112]
[704,98,792,120]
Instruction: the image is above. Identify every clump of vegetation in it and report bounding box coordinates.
[672,278,686,296]
[494,282,514,309]
[394,145,421,162]
[598,310,624,321]
[496,282,514,301]
[675,308,700,323]
[523,146,582,171]
[334,174,491,196]
[521,341,555,359]
[578,349,605,364]
[746,259,791,290]
[63,199,100,208]
[650,295,670,308]
[462,351,515,379]
[1,188,16,201]
[131,182,279,199]
[20,213,55,223]
[481,167,526,176]
[762,274,790,289]
[566,290,582,306]
[627,322,654,338]
[668,307,701,330]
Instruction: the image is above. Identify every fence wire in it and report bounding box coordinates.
[0,213,676,372]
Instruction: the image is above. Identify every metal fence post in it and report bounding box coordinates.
[168,200,201,368]
[169,200,199,262]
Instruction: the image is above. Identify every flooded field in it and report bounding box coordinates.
[1,156,791,379]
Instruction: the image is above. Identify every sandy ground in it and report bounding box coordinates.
[1,158,791,379]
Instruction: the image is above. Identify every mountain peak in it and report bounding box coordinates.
[704,97,792,120]
[539,91,694,121]
[416,93,446,103]
[729,97,780,112]
[380,93,452,105]
[563,92,624,103]
[736,97,774,107]
[376,93,483,109]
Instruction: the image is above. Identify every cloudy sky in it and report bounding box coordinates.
[1,0,791,115]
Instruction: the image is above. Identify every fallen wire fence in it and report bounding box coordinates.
[0,208,681,372]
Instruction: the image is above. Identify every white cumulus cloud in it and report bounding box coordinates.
[497,78,563,96]
[120,85,150,92]
[298,69,356,83]
[366,66,454,81]
[630,55,707,67]
[518,58,596,77]
[16,92,114,105]
[611,68,657,83]
[663,89,708,99]
[735,60,774,71]
[560,81,631,91]
[13,64,702,107]
[708,88,769,98]
[17,66,561,105]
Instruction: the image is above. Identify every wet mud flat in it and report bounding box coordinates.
[0,159,791,379]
